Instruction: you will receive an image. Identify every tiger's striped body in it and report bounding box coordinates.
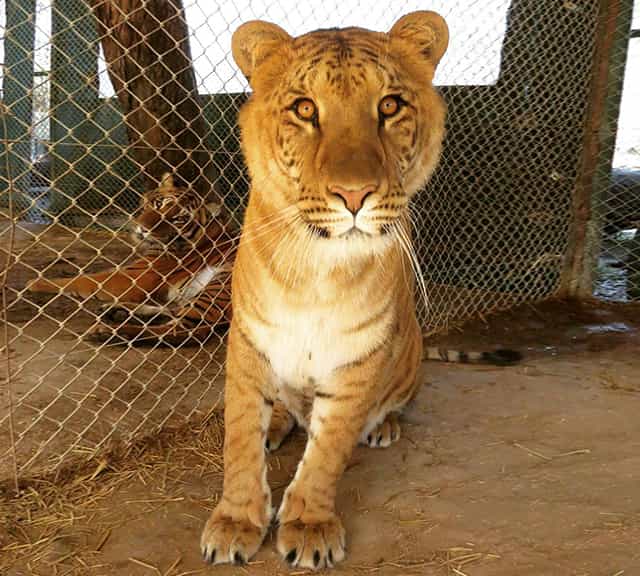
[201,12,452,570]
[26,175,236,344]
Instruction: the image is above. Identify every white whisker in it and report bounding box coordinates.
[252,213,302,265]
[391,219,430,318]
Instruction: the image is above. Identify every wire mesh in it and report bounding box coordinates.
[594,19,640,302]
[0,0,637,479]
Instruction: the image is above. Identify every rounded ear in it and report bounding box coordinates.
[389,11,449,68]
[232,20,292,82]
[159,172,175,190]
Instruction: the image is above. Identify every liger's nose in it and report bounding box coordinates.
[329,184,377,215]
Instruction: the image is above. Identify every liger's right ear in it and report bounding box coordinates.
[232,20,292,83]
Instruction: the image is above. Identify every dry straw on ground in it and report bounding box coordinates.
[0,412,225,575]
[1,407,500,575]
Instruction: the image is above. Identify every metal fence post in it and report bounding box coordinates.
[561,0,634,298]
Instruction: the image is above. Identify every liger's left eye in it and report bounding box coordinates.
[378,95,403,119]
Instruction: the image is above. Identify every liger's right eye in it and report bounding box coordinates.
[293,98,317,122]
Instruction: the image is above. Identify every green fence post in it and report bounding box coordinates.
[1,0,36,214]
[49,0,99,222]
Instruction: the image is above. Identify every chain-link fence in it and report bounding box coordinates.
[594,9,640,302]
[0,0,637,481]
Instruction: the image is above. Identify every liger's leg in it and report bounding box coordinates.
[276,346,389,570]
[200,323,274,565]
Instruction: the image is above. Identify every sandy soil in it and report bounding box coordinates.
[2,299,639,575]
[1,220,227,475]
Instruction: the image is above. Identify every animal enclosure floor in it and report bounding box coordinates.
[3,300,640,575]
[1,219,227,475]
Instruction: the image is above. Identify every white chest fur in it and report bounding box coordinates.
[250,284,392,388]
[263,310,347,384]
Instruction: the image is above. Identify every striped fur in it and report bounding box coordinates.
[424,346,522,365]
[26,175,236,344]
[201,12,451,570]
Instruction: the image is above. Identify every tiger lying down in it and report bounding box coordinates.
[199,11,520,571]
[26,173,237,345]
[27,172,518,361]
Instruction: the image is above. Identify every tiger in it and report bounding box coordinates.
[26,174,237,344]
[199,10,470,570]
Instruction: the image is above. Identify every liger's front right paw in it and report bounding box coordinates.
[200,508,267,566]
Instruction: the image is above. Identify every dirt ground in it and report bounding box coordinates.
[2,219,640,575]
[0,220,227,475]
[1,298,639,575]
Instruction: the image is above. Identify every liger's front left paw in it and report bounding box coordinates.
[276,515,346,570]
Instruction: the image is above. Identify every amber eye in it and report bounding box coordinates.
[379,95,402,119]
[294,98,317,121]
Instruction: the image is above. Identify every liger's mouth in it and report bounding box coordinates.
[310,223,379,240]
[305,217,388,240]
[338,227,372,239]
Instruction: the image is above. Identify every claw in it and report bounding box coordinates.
[286,548,297,565]
[203,548,216,564]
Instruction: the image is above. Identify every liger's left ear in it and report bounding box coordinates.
[389,11,449,69]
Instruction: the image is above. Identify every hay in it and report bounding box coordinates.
[0,412,225,575]
[512,441,591,462]
[349,545,500,574]
[2,410,501,575]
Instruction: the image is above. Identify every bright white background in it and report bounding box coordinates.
[0,0,637,167]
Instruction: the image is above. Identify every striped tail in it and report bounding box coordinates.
[424,346,522,366]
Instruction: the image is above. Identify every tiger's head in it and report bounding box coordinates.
[132,174,228,254]
[232,11,448,254]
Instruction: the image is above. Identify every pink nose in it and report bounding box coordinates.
[329,184,377,215]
